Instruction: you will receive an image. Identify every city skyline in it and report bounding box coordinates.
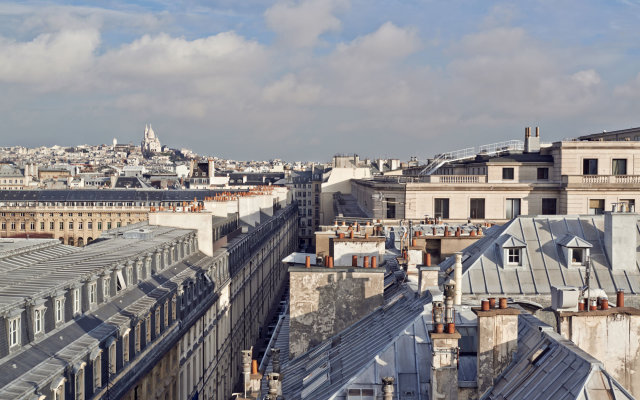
[1,1,639,161]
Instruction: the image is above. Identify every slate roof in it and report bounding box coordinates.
[484,312,634,400]
[0,189,242,202]
[439,215,640,296]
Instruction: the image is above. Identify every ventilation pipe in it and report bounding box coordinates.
[382,377,395,400]
[454,252,463,305]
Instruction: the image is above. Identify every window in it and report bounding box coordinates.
[1,222,5,230]
[542,198,557,215]
[385,198,396,219]
[502,167,514,180]
[50,221,54,230]
[123,333,130,363]
[164,302,169,327]
[93,354,102,390]
[88,221,92,229]
[583,158,598,175]
[536,167,549,180]
[10,222,15,230]
[55,298,64,323]
[135,323,141,353]
[89,283,97,305]
[73,288,81,315]
[506,199,521,219]
[155,308,161,335]
[145,315,151,343]
[75,367,84,400]
[107,222,112,229]
[30,222,35,230]
[109,341,116,375]
[69,221,74,229]
[8,317,20,347]
[589,199,605,215]
[20,222,25,230]
[612,159,627,175]
[103,277,111,298]
[34,308,45,334]
[40,221,44,230]
[434,198,450,219]
[622,199,635,212]
[469,198,485,219]
[571,248,584,264]
[97,222,102,230]
[126,267,133,286]
[59,222,64,230]
[78,222,83,229]
[507,248,521,265]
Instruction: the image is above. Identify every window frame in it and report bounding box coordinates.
[612,158,627,175]
[502,167,515,180]
[469,198,485,219]
[8,316,21,348]
[537,167,549,180]
[506,248,521,266]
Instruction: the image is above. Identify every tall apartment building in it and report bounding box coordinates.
[286,167,323,250]
[0,189,237,246]
[353,126,640,222]
[0,193,297,400]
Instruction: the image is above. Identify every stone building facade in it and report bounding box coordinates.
[0,198,297,400]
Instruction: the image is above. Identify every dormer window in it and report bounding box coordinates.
[55,298,65,324]
[507,248,521,266]
[89,282,97,306]
[33,307,46,335]
[557,234,592,268]
[498,234,527,268]
[8,316,21,348]
[72,288,81,315]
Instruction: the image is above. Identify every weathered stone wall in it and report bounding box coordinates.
[558,309,640,398]
[289,268,384,359]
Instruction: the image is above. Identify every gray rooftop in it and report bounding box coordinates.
[0,225,192,314]
[440,214,640,297]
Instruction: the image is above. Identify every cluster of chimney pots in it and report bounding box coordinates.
[577,289,625,311]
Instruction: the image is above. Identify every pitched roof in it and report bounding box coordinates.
[440,215,640,296]
[556,234,593,248]
[484,312,634,400]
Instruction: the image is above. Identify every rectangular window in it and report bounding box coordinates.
[89,283,97,305]
[10,222,15,230]
[123,333,130,363]
[612,159,627,175]
[589,199,605,215]
[507,248,521,265]
[583,158,598,175]
[536,167,549,180]
[434,198,450,219]
[59,222,64,230]
[506,198,521,219]
[73,288,81,314]
[622,199,635,212]
[55,299,64,322]
[146,315,151,343]
[107,222,112,229]
[98,222,102,230]
[155,309,161,335]
[88,221,92,229]
[50,221,54,230]
[542,198,557,215]
[20,222,25,230]
[502,167,514,180]
[1,222,5,230]
[469,198,485,219]
[94,354,102,390]
[164,302,169,327]
[385,198,396,219]
[103,277,111,298]
[30,222,35,230]
[135,323,141,353]
[69,221,73,229]
[78,221,83,229]
[34,308,44,334]
[9,317,20,347]
[40,221,44,230]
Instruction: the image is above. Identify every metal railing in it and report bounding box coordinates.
[420,139,524,175]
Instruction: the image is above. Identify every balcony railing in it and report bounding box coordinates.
[563,175,640,185]
[370,175,487,184]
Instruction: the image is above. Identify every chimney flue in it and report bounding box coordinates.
[382,377,395,400]
[535,126,540,137]
[305,256,311,268]
[352,255,358,267]
[617,289,625,307]
[499,297,507,309]
[371,256,377,269]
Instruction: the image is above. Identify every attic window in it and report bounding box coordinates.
[507,248,522,266]
[571,248,584,264]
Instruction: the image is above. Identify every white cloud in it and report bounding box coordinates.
[265,0,348,49]
[0,29,99,89]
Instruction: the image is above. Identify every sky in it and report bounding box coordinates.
[0,1,639,161]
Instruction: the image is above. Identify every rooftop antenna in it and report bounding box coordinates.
[585,254,591,313]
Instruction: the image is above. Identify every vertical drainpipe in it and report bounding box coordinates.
[454,252,463,305]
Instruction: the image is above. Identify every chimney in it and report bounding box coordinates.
[241,349,252,398]
[473,298,519,398]
[288,254,385,358]
[454,252,462,305]
[604,211,637,271]
[555,302,640,397]
[382,377,395,400]
[524,126,541,153]
[429,283,460,400]
[265,373,282,399]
